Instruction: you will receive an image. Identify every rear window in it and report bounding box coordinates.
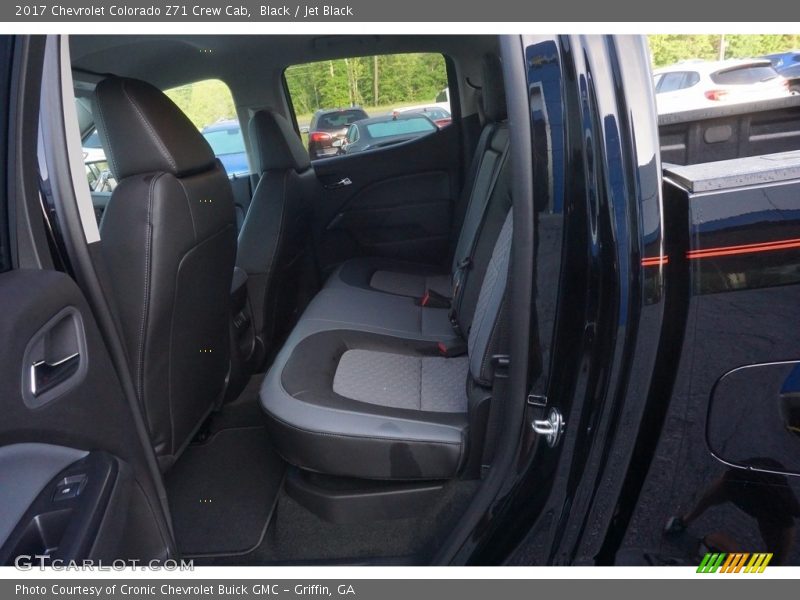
[316,110,367,130]
[365,117,437,139]
[656,71,700,93]
[711,64,779,85]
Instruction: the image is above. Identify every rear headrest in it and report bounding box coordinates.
[482,54,507,123]
[93,77,216,181]
[248,110,311,173]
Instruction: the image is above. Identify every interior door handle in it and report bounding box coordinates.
[325,177,352,190]
[30,353,81,397]
[22,306,88,409]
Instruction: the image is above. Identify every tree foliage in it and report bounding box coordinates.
[165,79,237,130]
[648,34,800,67]
[284,53,448,115]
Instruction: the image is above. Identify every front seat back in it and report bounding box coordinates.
[94,77,237,470]
[237,110,321,362]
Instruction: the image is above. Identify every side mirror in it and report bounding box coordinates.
[332,139,344,148]
[300,126,310,134]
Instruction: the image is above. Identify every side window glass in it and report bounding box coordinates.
[166,79,247,176]
[284,53,450,161]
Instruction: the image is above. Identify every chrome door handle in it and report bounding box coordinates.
[30,353,81,397]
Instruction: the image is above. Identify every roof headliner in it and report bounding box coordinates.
[70,35,500,91]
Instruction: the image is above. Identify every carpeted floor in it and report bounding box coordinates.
[166,421,285,557]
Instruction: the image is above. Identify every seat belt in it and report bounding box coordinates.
[448,142,510,333]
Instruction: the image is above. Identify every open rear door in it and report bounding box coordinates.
[0,35,174,567]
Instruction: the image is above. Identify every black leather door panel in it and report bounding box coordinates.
[0,269,171,562]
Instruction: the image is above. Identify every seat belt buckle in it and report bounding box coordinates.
[437,340,468,357]
[417,289,451,309]
[491,354,511,379]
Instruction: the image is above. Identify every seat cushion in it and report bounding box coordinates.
[326,256,449,296]
[260,328,469,480]
[300,286,459,343]
[333,349,468,412]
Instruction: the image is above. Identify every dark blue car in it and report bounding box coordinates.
[201,119,249,176]
[763,51,800,92]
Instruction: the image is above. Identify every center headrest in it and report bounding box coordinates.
[93,77,216,181]
[482,54,507,123]
[248,110,311,174]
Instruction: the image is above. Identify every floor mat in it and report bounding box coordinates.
[166,425,285,557]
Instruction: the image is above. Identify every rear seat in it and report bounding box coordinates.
[260,211,512,480]
[258,54,513,481]
[325,53,509,307]
[296,54,510,345]
[297,155,511,346]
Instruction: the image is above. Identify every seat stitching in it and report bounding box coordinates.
[137,173,162,404]
[93,86,119,179]
[176,177,198,243]
[121,79,177,172]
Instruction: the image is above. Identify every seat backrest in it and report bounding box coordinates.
[447,54,510,331]
[467,209,513,387]
[449,53,509,271]
[237,110,321,356]
[94,77,237,470]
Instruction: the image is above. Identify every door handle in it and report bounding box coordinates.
[30,353,81,397]
[325,177,352,190]
[22,306,88,408]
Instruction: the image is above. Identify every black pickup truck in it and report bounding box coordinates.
[0,34,799,568]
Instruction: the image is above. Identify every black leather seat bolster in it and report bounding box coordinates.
[260,326,468,480]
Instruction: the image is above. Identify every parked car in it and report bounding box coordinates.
[763,50,800,93]
[307,107,369,159]
[336,113,439,154]
[392,104,452,127]
[200,119,249,176]
[653,58,791,113]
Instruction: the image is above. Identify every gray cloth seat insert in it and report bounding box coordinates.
[333,349,468,412]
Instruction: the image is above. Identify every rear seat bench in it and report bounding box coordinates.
[261,211,512,481]
[257,54,513,518]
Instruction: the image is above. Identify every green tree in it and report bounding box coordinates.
[165,79,236,130]
[648,34,800,67]
[284,53,448,114]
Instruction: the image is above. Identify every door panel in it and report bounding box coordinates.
[311,124,461,274]
[0,443,88,548]
[0,269,172,563]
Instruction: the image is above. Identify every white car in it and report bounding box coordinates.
[653,58,792,114]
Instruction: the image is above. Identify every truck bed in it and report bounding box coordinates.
[659,95,800,166]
